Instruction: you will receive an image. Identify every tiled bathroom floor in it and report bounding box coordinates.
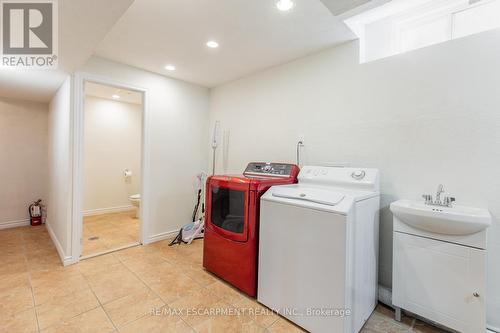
[0,225,447,333]
[82,211,140,257]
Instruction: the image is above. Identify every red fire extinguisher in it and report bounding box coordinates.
[29,199,43,226]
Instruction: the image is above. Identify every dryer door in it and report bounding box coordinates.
[207,177,249,242]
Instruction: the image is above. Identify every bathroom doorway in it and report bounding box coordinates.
[80,81,143,258]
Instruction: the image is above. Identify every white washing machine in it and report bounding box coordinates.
[258,166,380,333]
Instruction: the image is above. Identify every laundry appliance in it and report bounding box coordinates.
[258,166,380,333]
[203,162,299,297]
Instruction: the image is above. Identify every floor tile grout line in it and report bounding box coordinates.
[1,228,139,333]
[37,287,98,329]
[113,242,234,332]
[30,254,101,331]
[234,297,280,330]
[76,252,124,331]
[36,304,102,332]
[161,245,266,331]
[78,265,119,332]
[153,244,266,331]
[194,266,286,330]
[110,241,269,332]
[112,247,200,331]
[23,232,41,333]
[93,254,155,330]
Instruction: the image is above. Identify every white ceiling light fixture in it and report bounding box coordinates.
[165,64,176,71]
[206,40,219,48]
[112,94,120,99]
[276,0,294,11]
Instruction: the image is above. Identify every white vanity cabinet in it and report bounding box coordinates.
[393,232,486,332]
[390,199,491,333]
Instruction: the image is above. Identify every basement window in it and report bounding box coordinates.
[344,0,500,63]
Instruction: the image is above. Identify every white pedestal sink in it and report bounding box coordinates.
[391,199,491,333]
[391,199,491,235]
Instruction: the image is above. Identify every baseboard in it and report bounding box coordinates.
[83,205,135,216]
[377,285,497,333]
[146,229,179,244]
[0,218,30,230]
[46,222,74,266]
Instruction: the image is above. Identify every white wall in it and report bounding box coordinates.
[79,57,210,242]
[209,29,500,329]
[47,77,73,262]
[0,97,48,228]
[83,96,141,213]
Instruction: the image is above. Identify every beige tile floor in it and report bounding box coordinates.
[82,211,140,257]
[0,225,447,333]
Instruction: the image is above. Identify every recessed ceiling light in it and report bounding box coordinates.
[112,94,120,99]
[165,64,176,71]
[206,40,219,48]
[276,0,294,11]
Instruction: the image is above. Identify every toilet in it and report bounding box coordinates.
[129,194,141,218]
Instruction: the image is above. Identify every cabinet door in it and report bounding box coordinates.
[393,232,486,333]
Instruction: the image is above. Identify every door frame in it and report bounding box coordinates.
[71,72,151,262]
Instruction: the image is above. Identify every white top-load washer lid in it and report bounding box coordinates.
[263,184,354,214]
[272,186,345,206]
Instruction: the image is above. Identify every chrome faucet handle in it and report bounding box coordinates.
[444,197,456,207]
[422,194,433,204]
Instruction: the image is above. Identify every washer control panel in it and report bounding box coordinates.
[298,166,380,192]
[244,163,294,178]
[351,170,366,180]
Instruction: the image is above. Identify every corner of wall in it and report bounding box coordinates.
[47,75,76,266]
[45,221,75,265]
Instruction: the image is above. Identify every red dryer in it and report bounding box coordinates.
[203,162,299,297]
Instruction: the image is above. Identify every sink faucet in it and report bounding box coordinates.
[422,184,455,207]
[435,184,445,205]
